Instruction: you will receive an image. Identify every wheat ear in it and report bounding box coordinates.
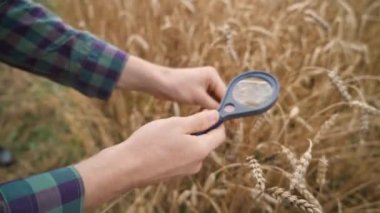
[326,70,352,101]
[295,183,322,211]
[222,24,239,63]
[247,156,266,192]
[281,145,299,169]
[290,140,313,190]
[313,114,339,145]
[316,156,328,189]
[268,187,322,213]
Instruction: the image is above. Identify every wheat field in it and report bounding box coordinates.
[1,0,380,212]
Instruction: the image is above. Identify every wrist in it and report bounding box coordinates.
[74,144,140,209]
[117,55,171,97]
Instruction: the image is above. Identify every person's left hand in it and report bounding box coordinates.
[117,56,226,109]
[162,67,226,109]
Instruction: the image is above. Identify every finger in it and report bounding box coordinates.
[209,71,227,102]
[180,110,219,134]
[213,75,227,102]
[197,92,219,109]
[198,125,226,151]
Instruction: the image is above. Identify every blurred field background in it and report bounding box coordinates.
[1,0,380,212]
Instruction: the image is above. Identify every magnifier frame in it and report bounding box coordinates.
[219,71,279,121]
[193,71,279,136]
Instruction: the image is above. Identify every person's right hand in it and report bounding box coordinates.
[75,110,225,209]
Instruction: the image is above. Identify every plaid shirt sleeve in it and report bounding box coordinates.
[0,0,128,99]
[0,166,84,213]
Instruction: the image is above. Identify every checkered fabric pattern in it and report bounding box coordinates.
[0,167,84,213]
[0,0,127,99]
[0,0,129,212]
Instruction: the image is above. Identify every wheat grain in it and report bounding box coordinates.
[251,116,265,133]
[289,106,300,119]
[177,190,191,204]
[268,187,322,213]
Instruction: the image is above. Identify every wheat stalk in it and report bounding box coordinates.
[247,156,266,192]
[204,173,216,192]
[304,9,330,32]
[268,187,322,213]
[350,101,380,115]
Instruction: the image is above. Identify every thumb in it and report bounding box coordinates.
[198,125,226,151]
[180,110,220,134]
[197,92,219,109]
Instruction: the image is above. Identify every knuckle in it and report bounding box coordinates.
[205,66,217,72]
[207,67,218,76]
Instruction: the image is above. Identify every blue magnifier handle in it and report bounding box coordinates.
[192,117,224,136]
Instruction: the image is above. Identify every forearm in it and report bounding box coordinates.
[117,55,172,98]
[74,143,141,209]
[0,0,127,99]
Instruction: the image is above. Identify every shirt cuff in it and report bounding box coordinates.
[0,166,84,213]
[74,32,128,99]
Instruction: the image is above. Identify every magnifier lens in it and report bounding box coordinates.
[232,77,274,107]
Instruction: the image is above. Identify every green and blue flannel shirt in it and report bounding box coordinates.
[0,0,128,212]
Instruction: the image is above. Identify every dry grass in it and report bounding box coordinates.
[1,0,380,212]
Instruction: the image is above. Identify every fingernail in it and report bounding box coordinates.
[208,110,219,123]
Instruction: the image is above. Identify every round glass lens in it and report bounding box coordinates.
[232,77,274,107]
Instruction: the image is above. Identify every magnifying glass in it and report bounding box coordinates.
[194,71,280,135]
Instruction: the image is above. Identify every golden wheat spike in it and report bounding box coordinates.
[316,155,328,189]
[268,187,322,213]
[290,140,313,190]
[314,114,339,145]
[247,156,266,192]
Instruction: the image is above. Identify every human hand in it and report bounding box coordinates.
[75,110,225,209]
[162,66,226,109]
[117,56,226,109]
